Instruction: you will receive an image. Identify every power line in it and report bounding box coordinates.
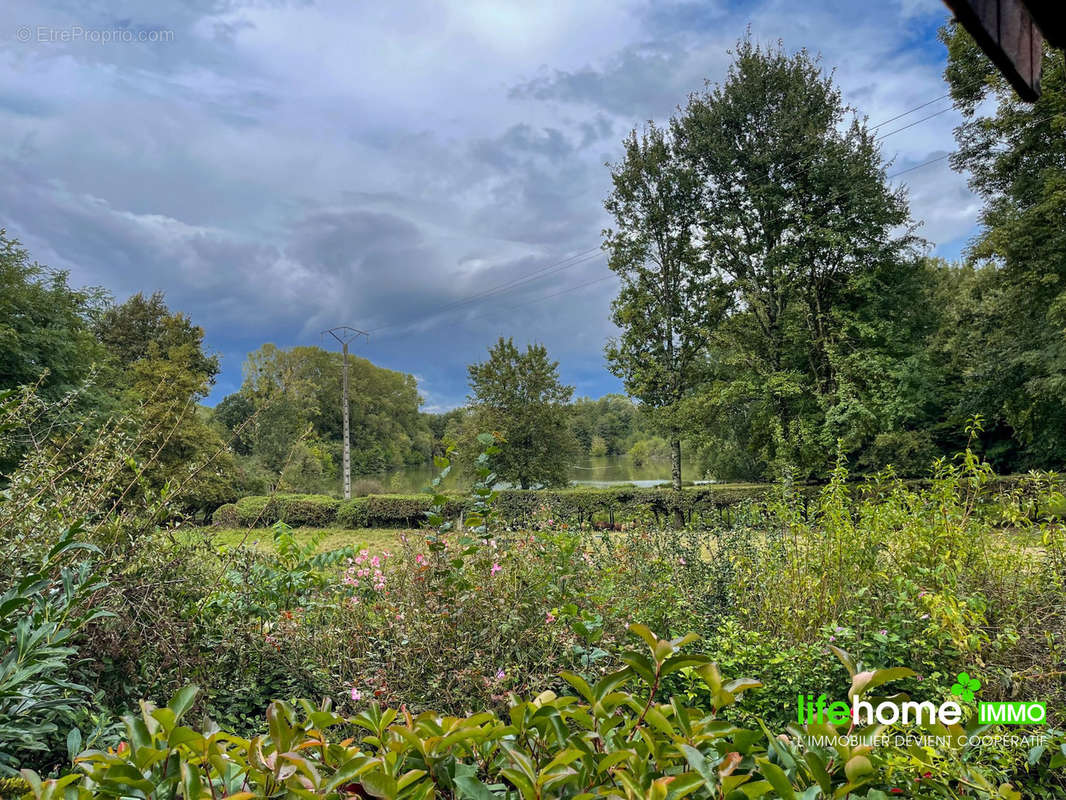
[366,246,601,334]
[870,92,953,130]
[463,272,615,324]
[875,106,954,140]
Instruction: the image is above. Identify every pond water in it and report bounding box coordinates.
[363,454,707,493]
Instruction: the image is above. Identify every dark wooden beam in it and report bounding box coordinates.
[1023,1,1065,50]
[943,0,1044,101]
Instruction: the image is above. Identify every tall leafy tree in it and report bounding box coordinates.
[0,231,109,474]
[674,38,922,477]
[939,25,1066,469]
[0,230,107,399]
[467,337,576,489]
[603,123,729,501]
[96,292,234,514]
[234,344,431,483]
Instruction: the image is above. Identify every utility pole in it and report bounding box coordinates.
[323,326,368,500]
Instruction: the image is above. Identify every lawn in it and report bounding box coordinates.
[182,526,410,554]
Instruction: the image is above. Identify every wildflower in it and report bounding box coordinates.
[415,553,426,566]
[828,635,836,642]
[545,611,556,624]
[370,555,381,567]
[350,687,362,701]
[491,562,502,576]
[879,629,888,636]
[678,557,686,565]
[920,613,930,620]
[495,669,506,681]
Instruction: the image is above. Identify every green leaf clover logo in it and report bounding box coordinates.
[951,672,981,702]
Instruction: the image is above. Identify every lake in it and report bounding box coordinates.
[363,454,707,493]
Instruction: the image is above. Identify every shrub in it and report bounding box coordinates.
[22,630,1063,800]
[0,526,111,775]
[211,502,239,526]
[229,493,340,527]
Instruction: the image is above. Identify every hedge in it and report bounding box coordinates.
[210,475,1051,530]
[211,494,340,528]
[211,484,775,529]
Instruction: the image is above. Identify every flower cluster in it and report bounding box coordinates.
[343,549,388,592]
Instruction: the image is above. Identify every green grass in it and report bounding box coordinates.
[183,527,410,554]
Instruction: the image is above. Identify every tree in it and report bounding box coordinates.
[603,123,729,507]
[95,291,219,386]
[938,25,1066,470]
[0,231,109,474]
[236,344,431,486]
[466,337,576,489]
[97,292,234,515]
[673,38,922,478]
[0,230,107,399]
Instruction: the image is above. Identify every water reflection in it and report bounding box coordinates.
[364,454,707,493]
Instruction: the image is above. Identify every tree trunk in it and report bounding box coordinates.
[670,438,684,528]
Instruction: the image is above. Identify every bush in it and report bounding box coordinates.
[211,502,239,526]
[22,630,1064,800]
[221,493,341,527]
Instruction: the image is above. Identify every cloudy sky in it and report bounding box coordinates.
[1,0,979,410]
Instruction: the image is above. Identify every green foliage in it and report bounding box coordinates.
[215,494,341,528]
[463,337,577,489]
[20,630,1059,800]
[936,26,1066,472]
[569,394,652,456]
[0,231,107,404]
[603,122,728,492]
[205,522,355,621]
[669,38,924,480]
[227,344,431,490]
[628,436,671,466]
[224,485,774,529]
[0,526,112,775]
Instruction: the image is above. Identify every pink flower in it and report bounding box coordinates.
[828,635,836,642]
[491,562,502,576]
[495,669,506,681]
[370,555,381,567]
[545,611,556,624]
[415,553,426,565]
[879,629,888,636]
[350,687,362,701]
[678,557,686,565]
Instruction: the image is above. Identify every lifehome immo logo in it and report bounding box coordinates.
[798,672,1046,727]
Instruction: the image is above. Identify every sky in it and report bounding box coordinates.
[1,0,981,411]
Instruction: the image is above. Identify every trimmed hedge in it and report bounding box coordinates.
[212,494,340,528]
[211,485,775,529]
[210,476,1049,529]
[337,494,464,528]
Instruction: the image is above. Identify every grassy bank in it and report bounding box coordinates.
[181,526,408,554]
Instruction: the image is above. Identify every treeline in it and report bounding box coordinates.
[0,237,433,512]
[212,345,432,494]
[601,32,1066,485]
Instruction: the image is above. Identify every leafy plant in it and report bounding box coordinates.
[19,630,1051,799]
[0,525,112,774]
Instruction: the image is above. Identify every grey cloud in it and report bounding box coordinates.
[509,41,694,118]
